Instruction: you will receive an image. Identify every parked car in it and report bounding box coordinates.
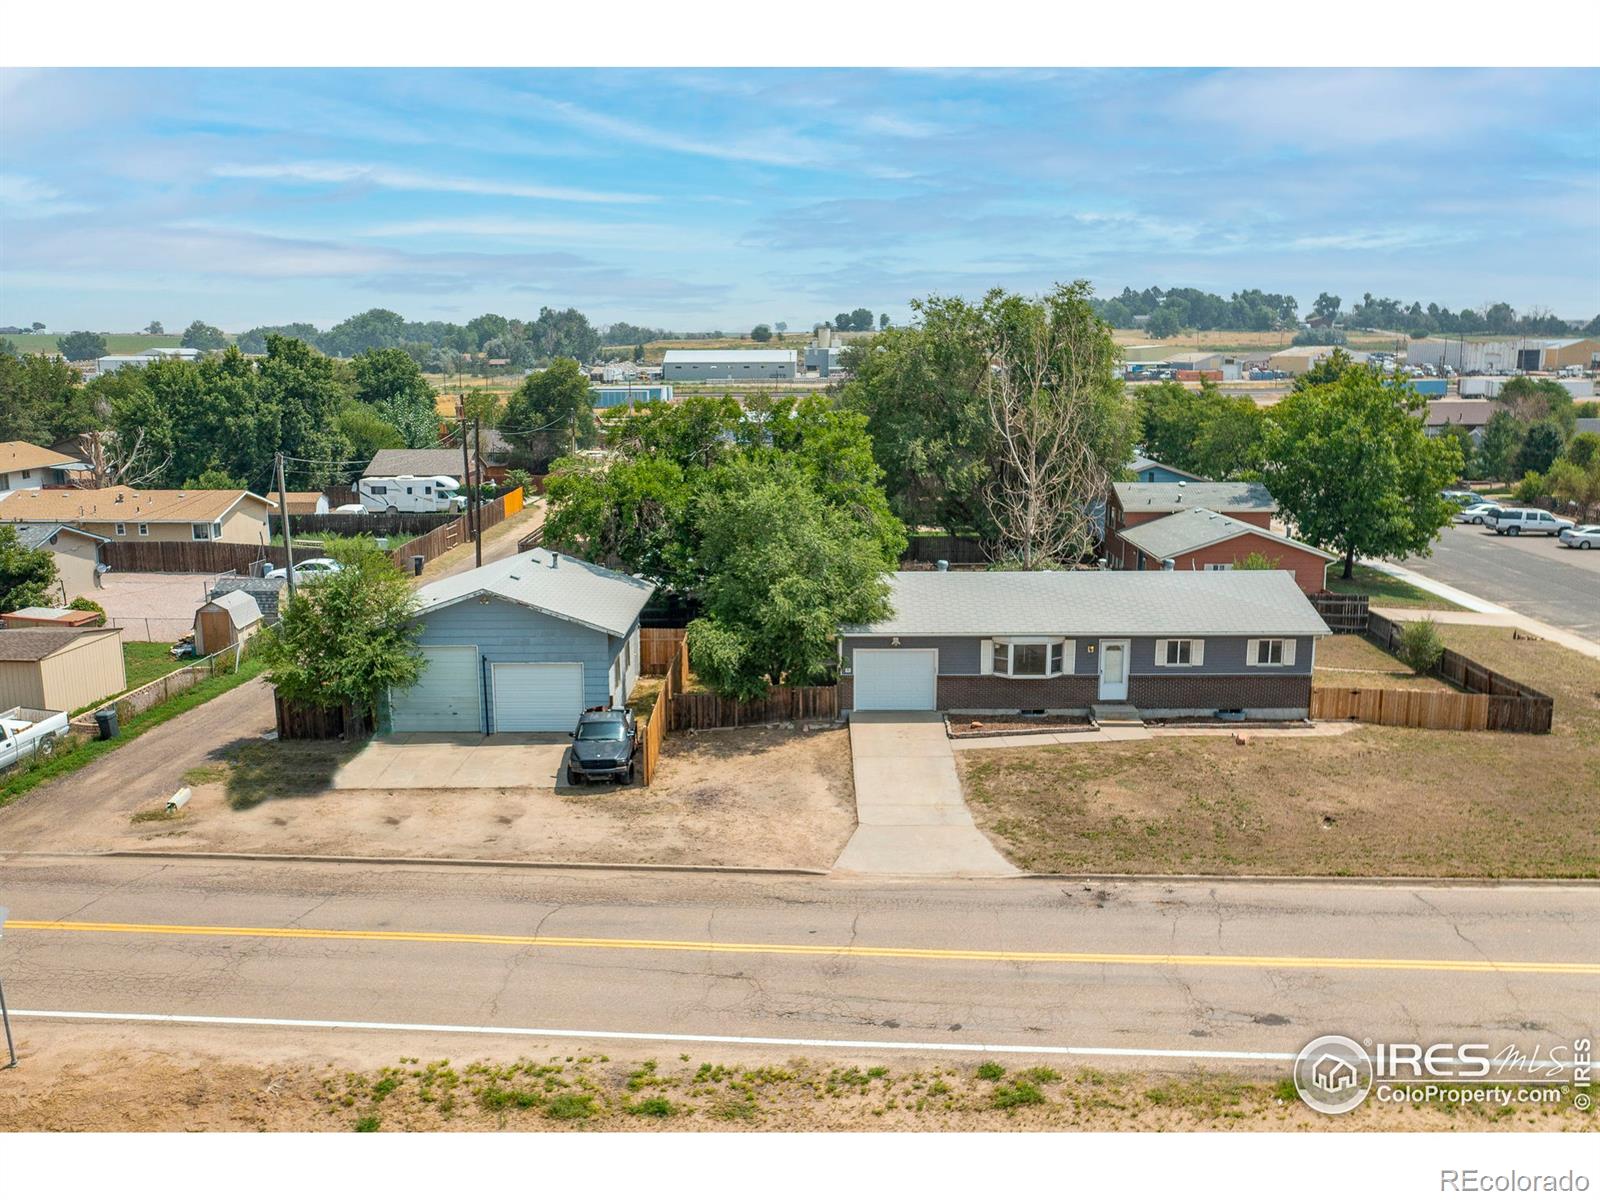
[266,557,344,581]
[567,707,637,786]
[0,706,68,769]
[1486,507,1574,536]
[1442,489,1486,506]
[1558,524,1600,549]
[332,503,367,514]
[1454,503,1500,525]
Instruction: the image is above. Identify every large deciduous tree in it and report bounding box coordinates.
[55,331,107,361]
[1263,366,1461,580]
[180,320,228,351]
[0,524,59,611]
[351,347,439,448]
[500,357,599,471]
[0,352,95,444]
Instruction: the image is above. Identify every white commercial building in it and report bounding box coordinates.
[662,349,798,382]
[94,346,205,376]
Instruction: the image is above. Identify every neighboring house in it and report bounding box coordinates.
[364,448,479,487]
[0,488,275,543]
[1106,480,1277,568]
[211,575,287,621]
[661,349,798,381]
[281,491,329,516]
[0,627,127,713]
[1113,507,1336,594]
[838,570,1328,719]
[193,591,264,656]
[1423,400,1498,441]
[9,523,107,598]
[389,547,656,734]
[1573,418,1600,438]
[1127,455,1208,484]
[0,441,90,494]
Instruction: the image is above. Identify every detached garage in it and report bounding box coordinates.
[387,548,656,734]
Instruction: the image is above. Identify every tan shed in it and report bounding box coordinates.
[0,628,127,713]
[193,590,263,656]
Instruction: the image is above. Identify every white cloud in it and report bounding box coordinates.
[527,97,830,168]
[0,172,90,217]
[210,161,655,205]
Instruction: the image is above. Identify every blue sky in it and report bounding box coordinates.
[2,67,1597,332]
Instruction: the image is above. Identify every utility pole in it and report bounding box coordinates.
[275,451,297,602]
[460,418,480,567]
[473,417,484,567]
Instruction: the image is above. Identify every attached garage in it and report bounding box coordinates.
[852,648,938,711]
[490,662,584,732]
[390,644,482,733]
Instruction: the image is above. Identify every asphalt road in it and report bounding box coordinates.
[2,857,1594,1070]
[1402,522,1600,636]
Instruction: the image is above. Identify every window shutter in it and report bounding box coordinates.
[980,639,995,676]
[1245,639,1259,667]
[1191,639,1205,667]
[1282,638,1296,667]
[1049,642,1062,675]
[1060,639,1076,674]
[1154,639,1168,666]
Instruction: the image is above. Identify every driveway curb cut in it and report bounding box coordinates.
[45,849,830,877]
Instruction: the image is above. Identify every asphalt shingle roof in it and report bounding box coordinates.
[413,547,655,638]
[1117,507,1334,562]
[365,449,471,478]
[1112,481,1277,515]
[9,522,107,550]
[0,488,270,524]
[0,627,110,662]
[842,570,1329,638]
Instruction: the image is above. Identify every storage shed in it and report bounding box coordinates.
[193,590,264,656]
[0,628,126,713]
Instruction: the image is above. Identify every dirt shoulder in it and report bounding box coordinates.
[4,1044,1588,1132]
[960,623,1599,877]
[13,724,855,869]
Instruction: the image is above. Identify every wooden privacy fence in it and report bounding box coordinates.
[902,534,989,566]
[1309,591,1370,633]
[639,638,689,786]
[272,511,459,539]
[386,488,523,574]
[275,693,375,740]
[103,540,287,574]
[639,627,687,675]
[1310,686,1490,731]
[1366,611,1553,733]
[668,685,839,733]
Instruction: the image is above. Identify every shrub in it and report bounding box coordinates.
[1511,471,1547,504]
[68,596,108,626]
[992,1081,1046,1109]
[1397,618,1444,676]
[975,1061,1006,1081]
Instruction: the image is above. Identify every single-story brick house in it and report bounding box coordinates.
[1105,480,1277,569]
[1112,507,1335,594]
[387,547,655,734]
[838,570,1329,719]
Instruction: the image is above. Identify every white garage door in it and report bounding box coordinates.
[491,663,585,732]
[390,645,481,732]
[853,648,938,711]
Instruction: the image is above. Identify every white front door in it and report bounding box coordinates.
[853,648,938,711]
[491,662,585,732]
[390,645,482,732]
[1098,639,1130,701]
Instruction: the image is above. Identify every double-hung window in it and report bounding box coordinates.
[987,638,1074,678]
[1249,638,1294,666]
[191,523,212,541]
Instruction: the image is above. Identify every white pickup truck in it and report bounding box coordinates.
[0,706,69,770]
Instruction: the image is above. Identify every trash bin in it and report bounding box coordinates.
[94,707,120,740]
[411,554,425,577]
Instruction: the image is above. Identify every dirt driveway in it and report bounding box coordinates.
[2,722,856,869]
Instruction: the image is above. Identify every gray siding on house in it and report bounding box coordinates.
[840,633,1314,678]
[414,597,617,726]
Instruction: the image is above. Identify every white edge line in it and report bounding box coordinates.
[14,1009,1297,1063]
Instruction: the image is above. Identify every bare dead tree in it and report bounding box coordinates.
[980,293,1118,569]
[75,429,172,489]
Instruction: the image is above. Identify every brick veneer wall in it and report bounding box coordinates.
[1128,673,1311,711]
[1123,532,1332,594]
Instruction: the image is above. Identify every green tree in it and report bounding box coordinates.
[879,313,890,330]
[750,324,773,343]
[0,352,94,443]
[1397,618,1444,676]
[1435,422,1478,480]
[500,358,599,471]
[184,467,247,489]
[633,343,645,363]
[1311,293,1341,322]
[56,331,108,361]
[319,309,406,357]
[145,321,165,335]
[1262,368,1460,580]
[351,347,439,448]
[1232,550,1281,570]
[258,537,423,720]
[687,462,893,700]
[337,404,405,466]
[1476,409,1523,482]
[1146,308,1182,338]
[460,388,504,430]
[1498,376,1575,438]
[1514,420,1565,478]
[67,596,107,625]
[849,307,874,332]
[1547,458,1600,522]
[0,524,58,611]
[1291,348,1357,391]
[466,313,510,350]
[180,320,228,351]
[255,335,355,489]
[543,453,694,589]
[1564,431,1600,469]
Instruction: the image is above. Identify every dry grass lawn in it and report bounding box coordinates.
[960,624,1599,878]
[1312,634,1457,692]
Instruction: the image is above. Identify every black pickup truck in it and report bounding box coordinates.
[567,707,638,786]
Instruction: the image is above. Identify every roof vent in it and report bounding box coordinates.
[114,492,125,503]
[1162,558,1175,571]
[936,559,949,572]
[549,553,559,569]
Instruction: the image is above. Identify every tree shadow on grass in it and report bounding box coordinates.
[221,738,369,811]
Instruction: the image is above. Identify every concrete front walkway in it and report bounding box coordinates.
[832,712,1018,877]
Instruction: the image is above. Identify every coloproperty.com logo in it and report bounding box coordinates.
[1292,1034,1593,1115]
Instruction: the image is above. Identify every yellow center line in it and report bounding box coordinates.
[6,919,1597,976]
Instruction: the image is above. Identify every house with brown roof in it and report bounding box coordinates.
[0,488,275,544]
[1112,507,1335,594]
[0,441,90,494]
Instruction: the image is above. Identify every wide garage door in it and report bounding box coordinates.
[390,645,481,732]
[491,663,585,732]
[853,648,937,711]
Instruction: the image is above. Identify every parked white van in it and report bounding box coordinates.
[357,475,465,514]
[1485,507,1573,536]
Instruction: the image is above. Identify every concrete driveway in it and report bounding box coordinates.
[833,712,1018,877]
[331,732,596,791]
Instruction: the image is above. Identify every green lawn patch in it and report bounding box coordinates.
[1323,564,1463,610]
[0,659,267,807]
[122,641,180,690]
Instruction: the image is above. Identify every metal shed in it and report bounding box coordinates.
[193,590,263,656]
[0,628,127,713]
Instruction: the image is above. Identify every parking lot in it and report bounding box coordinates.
[1399,522,1600,637]
[95,571,221,642]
